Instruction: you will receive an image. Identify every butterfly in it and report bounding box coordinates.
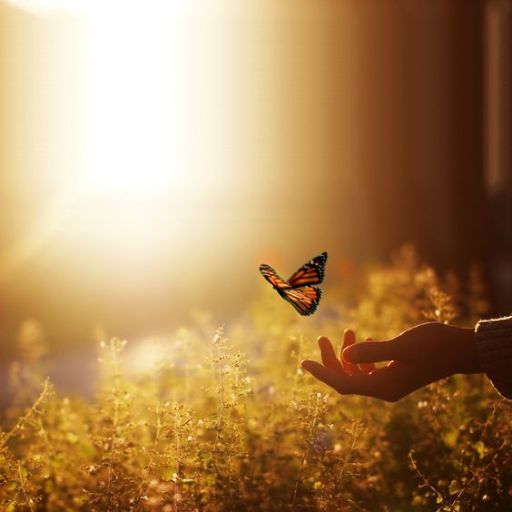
[259,252,327,316]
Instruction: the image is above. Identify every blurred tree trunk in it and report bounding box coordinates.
[348,0,485,275]
[484,0,512,313]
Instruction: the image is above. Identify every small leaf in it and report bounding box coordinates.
[443,430,458,447]
[313,481,323,491]
[448,480,461,496]
[474,441,485,459]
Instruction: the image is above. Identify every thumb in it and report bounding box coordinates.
[343,339,401,364]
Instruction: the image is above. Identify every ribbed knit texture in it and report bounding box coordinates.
[475,315,512,399]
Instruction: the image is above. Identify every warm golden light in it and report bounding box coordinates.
[3,0,208,16]
[85,6,169,197]
[125,337,167,374]
[5,0,236,201]
[0,0,361,333]
[0,0,248,310]
[1,4,504,507]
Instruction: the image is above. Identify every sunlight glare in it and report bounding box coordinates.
[85,7,170,196]
[1,0,242,280]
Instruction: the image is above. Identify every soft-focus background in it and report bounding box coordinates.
[0,0,510,374]
[2,4,512,508]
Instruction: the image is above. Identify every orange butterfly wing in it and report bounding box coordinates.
[259,264,291,290]
[287,252,327,287]
[282,286,322,316]
[259,252,327,316]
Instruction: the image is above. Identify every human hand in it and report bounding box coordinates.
[301,322,481,402]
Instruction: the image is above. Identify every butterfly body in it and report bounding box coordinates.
[259,252,327,316]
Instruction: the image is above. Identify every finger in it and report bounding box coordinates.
[340,329,361,375]
[301,360,343,391]
[359,338,376,374]
[343,339,401,364]
[318,337,344,373]
[302,359,385,398]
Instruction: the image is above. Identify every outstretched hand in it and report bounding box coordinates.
[301,322,481,402]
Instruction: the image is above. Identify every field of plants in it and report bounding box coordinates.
[0,246,511,511]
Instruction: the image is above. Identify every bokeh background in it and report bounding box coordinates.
[0,0,510,376]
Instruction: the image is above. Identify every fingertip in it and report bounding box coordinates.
[301,360,324,379]
[342,344,359,363]
[317,336,331,349]
[343,329,356,344]
[301,359,314,371]
[303,358,322,368]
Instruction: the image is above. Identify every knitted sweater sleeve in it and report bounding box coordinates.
[475,315,512,399]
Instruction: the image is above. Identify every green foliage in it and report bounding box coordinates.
[0,246,510,511]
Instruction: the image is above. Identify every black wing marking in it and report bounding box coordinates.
[260,252,327,315]
[259,264,291,290]
[287,252,327,288]
[282,286,322,316]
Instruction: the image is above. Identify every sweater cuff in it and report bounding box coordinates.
[475,315,512,399]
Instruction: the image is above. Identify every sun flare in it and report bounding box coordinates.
[84,7,170,197]
[0,0,241,284]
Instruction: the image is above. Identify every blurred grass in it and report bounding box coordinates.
[0,245,510,511]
